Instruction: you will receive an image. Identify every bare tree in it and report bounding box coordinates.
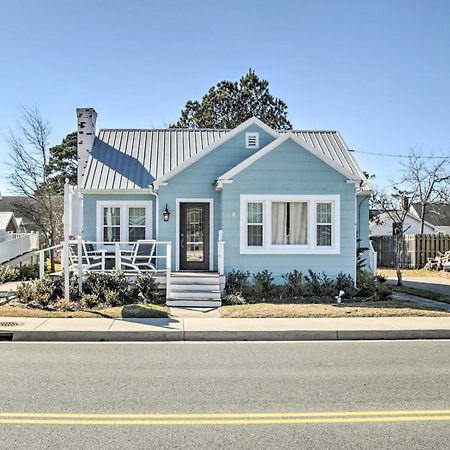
[7,106,63,270]
[400,149,450,233]
[372,187,418,286]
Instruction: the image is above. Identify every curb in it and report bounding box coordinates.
[7,329,450,342]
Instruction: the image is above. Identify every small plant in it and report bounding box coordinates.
[252,270,276,300]
[104,288,121,307]
[81,293,99,309]
[223,293,247,305]
[282,270,307,297]
[375,283,392,300]
[305,270,335,297]
[54,297,72,311]
[225,270,250,296]
[136,272,161,304]
[0,265,19,284]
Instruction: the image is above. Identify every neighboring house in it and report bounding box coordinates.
[410,203,450,234]
[75,107,371,300]
[0,212,20,234]
[0,195,41,233]
[370,203,450,236]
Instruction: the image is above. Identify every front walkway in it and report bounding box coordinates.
[170,307,220,318]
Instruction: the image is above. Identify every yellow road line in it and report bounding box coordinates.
[1,416,450,426]
[0,409,449,419]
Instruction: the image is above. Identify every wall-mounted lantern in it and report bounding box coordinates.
[163,204,170,222]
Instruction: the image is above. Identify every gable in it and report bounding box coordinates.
[216,133,364,189]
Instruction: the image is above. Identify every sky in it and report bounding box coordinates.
[0,0,449,193]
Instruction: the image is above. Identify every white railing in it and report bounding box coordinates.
[36,244,63,278]
[368,240,378,275]
[0,232,39,264]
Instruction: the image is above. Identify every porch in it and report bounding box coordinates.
[0,232,40,266]
[37,238,225,307]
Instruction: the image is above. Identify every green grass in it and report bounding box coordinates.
[392,285,450,304]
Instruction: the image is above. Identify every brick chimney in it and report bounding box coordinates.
[76,107,97,186]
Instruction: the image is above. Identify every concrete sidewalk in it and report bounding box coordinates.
[2,316,450,341]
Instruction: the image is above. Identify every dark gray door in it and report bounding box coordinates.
[180,203,210,271]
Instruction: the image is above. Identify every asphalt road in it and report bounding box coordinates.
[1,341,450,449]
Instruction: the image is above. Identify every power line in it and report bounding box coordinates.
[349,149,450,159]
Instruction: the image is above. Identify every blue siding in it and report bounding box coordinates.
[157,125,276,269]
[221,139,357,282]
[83,193,156,241]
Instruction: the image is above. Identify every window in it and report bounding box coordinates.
[245,132,260,149]
[272,202,308,245]
[247,202,263,246]
[128,207,146,241]
[97,201,152,243]
[316,202,332,246]
[241,195,339,254]
[103,207,121,242]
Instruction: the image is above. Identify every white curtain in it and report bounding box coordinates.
[272,202,288,245]
[105,208,113,242]
[289,202,308,244]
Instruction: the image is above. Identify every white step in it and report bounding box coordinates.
[171,276,219,285]
[166,300,222,307]
[171,283,220,292]
[170,291,221,300]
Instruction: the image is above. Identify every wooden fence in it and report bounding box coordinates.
[371,234,450,269]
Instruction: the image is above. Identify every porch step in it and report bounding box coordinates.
[170,290,221,300]
[166,299,222,308]
[168,272,222,307]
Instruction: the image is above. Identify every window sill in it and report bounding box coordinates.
[240,246,341,255]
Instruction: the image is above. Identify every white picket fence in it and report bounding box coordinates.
[0,233,40,264]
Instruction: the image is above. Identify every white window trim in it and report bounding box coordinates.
[175,198,214,271]
[245,132,260,149]
[239,195,340,254]
[96,200,153,243]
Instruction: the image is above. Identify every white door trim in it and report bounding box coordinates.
[176,198,214,271]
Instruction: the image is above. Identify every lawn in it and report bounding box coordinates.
[0,303,170,318]
[378,268,450,279]
[219,300,449,318]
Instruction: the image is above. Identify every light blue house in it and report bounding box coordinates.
[76,108,371,306]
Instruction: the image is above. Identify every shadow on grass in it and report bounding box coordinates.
[85,304,169,319]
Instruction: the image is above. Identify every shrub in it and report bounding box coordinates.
[252,270,276,300]
[15,282,35,304]
[136,273,162,304]
[355,270,377,297]
[104,288,121,307]
[17,263,39,281]
[0,265,19,284]
[223,293,247,305]
[54,297,71,311]
[376,283,392,300]
[81,293,99,309]
[282,270,307,297]
[304,270,336,297]
[225,270,250,296]
[335,272,357,298]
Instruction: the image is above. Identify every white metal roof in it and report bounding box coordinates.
[0,212,15,231]
[80,124,367,190]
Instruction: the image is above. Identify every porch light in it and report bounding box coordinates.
[163,204,170,222]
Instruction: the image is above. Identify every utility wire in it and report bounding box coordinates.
[349,149,450,159]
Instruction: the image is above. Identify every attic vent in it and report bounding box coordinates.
[245,132,259,149]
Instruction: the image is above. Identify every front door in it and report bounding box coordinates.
[180,203,210,271]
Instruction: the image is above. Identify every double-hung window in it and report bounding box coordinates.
[97,201,152,243]
[241,195,339,254]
